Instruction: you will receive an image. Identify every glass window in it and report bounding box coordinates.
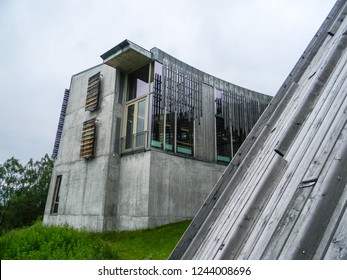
[232,127,246,156]
[216,116,231,162]
[125,104,134,149]
[151,101,164,149]
[215,89,231,163]
[122,97,148,152]
[215,89,222,115]
[176,113,194,155]
[51,175,62,214]
[151,64,164,149]
[136,100,146,147]
[165,112,175,151]
[127,64,150,101]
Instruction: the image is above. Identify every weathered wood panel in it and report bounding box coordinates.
[85,72,101,111]
[80,118,96,159]
[170,0,347,260]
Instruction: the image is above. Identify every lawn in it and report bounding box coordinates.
[0,220,191,260]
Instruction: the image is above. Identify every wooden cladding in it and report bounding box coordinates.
[80,119,96,159]
[85,72,101,111]
[221,91,269,136]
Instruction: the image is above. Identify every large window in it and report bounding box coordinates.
[127,64,150,101]
[165,112,175,151]
[216,116,231,162]
[215,89,231,163]
[136,100,146,147]
[149,61,198,156]
[151,62,164,149]
[122,63,151,153]
[123,98,148,152]
[232,127,246,156]
[125,104,134,150]
[177,113,194,155]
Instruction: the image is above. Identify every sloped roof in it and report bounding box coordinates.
[170,0,347,260]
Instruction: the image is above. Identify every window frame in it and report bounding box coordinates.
[50,175,62,214]
[122,96,149,153]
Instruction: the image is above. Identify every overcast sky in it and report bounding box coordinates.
[0,0,336,164]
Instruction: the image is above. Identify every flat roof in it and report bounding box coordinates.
[100,39,152,73]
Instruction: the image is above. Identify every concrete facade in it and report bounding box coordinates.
[43,41,271,231]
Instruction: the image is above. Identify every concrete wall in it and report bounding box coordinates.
[116,150,225,230]
[116,152,151,230]
[148,150,225,228]
[44,64,119,231]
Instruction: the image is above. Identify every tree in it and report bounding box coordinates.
[0,155,53,233]
[0,157,24,225]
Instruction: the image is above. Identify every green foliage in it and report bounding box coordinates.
[0,221,118,260]
[0,155,53,233]
[0,220,190,260]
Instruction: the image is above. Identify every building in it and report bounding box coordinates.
[43,40,271,231]
[170,0,347,260]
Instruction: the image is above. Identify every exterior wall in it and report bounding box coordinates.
[117,152,151,230]
[115,150,225,231]
[148,150,225,228]
[44,64,118,231]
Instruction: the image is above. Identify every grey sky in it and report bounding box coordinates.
[0,0,336,164]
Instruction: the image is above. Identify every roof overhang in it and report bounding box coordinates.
[100,40,152,73]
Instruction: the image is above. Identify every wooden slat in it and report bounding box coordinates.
[85,72,101,111]
[80,119,96,159]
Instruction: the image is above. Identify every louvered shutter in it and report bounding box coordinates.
[85,72,101,111]
[80,119,96,159]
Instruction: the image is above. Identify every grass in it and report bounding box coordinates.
[96,220,191,260]
[0,220,190,260]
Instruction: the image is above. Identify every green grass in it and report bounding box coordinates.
[96,220,191,260]
[0,220,190,260]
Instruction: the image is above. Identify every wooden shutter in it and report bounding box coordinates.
[85,72,101,111]
[80,119,96,159]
